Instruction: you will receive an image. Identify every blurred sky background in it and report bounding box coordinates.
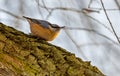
[0,0,120,76]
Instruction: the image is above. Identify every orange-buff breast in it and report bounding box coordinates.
[29,22,60,41]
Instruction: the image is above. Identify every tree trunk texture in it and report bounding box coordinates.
[0,23,104,76]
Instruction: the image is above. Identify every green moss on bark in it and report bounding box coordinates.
[0,23,104,76]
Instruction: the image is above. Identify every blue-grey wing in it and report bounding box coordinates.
[23,16,51,29]
[31,19,52,29]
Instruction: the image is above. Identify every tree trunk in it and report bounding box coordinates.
[0,23,104,76]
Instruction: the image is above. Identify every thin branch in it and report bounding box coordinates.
[88,0,93,8]
[64,27,94,31]
[82,8,100,13]
[83,13,113,33]
[35,0,44,19]
[41,0,50,12]
[114,0,120,10]
[90,8,120,11]
[88,0,100,8]
[45,9,54,20]
[100,0,120,44]
[0,8,23,20]
[63,27,119,45]
[41,0,52,20]
[79,42,112,47]
[64,30,88,59]
[38,5,83,13]
[114,0,120,17]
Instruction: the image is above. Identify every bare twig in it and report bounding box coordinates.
[114,0,120,18]
[88,0,93,8]
[0,8,23,20]
[79,42,112,47]
[90,7,120,11]
[38,5,83,13]
[41,0,52,20]
[64,30,88,59]
[114,0,120,10]
[82,8,100,13]
[14,0,24,28]
[83,13,113,33]
[45,10,54,20]
[35,0,44,19]
[100,0,120,44]
[41,0,50,12]
[64,27,119,45]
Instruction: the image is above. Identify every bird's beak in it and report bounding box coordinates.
[60,26,65,29]
[52,26,65,29]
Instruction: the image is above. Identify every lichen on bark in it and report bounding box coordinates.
[0,23,104,76]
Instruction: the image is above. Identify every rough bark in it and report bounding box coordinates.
[0,23,104,76]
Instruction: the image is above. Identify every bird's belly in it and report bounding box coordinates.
[30,23,52,41]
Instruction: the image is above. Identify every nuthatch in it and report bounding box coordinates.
[23,16,65,41]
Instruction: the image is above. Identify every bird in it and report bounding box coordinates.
[23,16,65,41]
